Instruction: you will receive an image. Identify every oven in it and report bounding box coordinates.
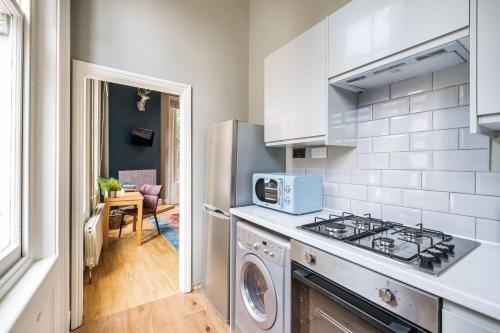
[291,240,441,333]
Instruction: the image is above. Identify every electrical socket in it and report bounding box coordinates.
[311,147,328,159]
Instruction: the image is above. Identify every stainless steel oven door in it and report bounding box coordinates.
[239,254,278,330]
[291,263,430,333]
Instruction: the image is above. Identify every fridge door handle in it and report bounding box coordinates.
[203,203,230,220]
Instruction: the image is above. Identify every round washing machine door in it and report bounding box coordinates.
[239,253,277,330]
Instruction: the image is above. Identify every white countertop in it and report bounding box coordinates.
[230,205,500,321]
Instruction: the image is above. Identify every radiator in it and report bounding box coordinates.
[84,203,104,278]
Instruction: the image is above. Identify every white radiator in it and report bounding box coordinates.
[84,203,104,276]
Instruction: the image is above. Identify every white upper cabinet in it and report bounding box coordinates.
[470,0,500,133]
[264,19,327,145]
[328,0,469,78]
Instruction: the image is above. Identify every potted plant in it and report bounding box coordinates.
[97,177,123,198]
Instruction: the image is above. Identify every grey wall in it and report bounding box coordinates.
[248,0,350,124]
[108,83,161,184]
[71,0,249,284]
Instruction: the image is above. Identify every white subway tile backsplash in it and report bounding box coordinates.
[306,168,325,177]
[390,112,432,134]
[433,150,489,171]
[403,189,449,212]
[410,129,458,151]
[459,128,490,149]
[410,86,458,113]
[476,172,500,196]
[367,186,402,205]
[422,211,475,238]
[351,170,381,185]
[323,182,339,196]
[339,184,366,200]
[358,119,390,138]
[390,152,432,170]
[350,200,382,218]
[459,83,470,106]
[372,97,409,119]
[476,218,500,243]
[433,106,469,130]
[422,171,475,193]
[325,169,351,183]
[451,194,500,220]
[357,153,390,169]
[433,63,469,89]
[390,74,432,99]
[325,169,350,183]
[373,134,409,152]
[325,196,350,211]
[358,85,390,106]
[357,138,372,153]
[291,65,500,244]
[357,105,373,122]
[382,170,421,188]
[382,205,421,224]
[287,168,305,175]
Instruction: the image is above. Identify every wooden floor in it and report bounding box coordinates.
[83,210,180,322]
[75,291,229,333]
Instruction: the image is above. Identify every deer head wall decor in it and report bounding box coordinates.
[137,88,151,111]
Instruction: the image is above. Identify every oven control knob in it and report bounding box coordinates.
[304,253,316,265]
[285,185,291,193]
[253,242,260,250]
[378,288,394,303]
[285,197,291,204]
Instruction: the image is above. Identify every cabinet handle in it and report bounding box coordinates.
[315,307,353,333]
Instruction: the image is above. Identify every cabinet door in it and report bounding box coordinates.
[328,0,469,78]
[442,301,500,333]
[264,19,327,144]
[473,0,500,117]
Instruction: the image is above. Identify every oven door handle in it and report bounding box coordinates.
[293,268,414,333]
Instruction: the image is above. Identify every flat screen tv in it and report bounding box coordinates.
[130,127,155,146]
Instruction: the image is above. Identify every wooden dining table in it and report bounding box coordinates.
[103,191,144,249]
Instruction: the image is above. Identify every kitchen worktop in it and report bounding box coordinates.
[230,205,500,321]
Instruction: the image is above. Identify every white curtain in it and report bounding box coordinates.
[161,93,180,204]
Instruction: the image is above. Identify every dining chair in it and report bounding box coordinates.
[118,184,163,238]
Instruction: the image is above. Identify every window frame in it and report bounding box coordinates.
[0,0,28,285]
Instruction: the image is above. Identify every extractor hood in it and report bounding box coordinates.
[330,40,470,93]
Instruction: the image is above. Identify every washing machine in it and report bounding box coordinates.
[235,221,291,333]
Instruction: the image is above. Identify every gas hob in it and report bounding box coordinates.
[299,212,480,275]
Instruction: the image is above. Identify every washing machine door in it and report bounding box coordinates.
[239,253,277,330]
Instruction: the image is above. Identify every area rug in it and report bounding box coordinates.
[147,213,179,249]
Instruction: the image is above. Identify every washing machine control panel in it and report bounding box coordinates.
[238,227,286,266]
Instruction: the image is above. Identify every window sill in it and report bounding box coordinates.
[0,255,57,332]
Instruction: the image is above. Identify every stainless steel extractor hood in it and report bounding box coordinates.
[330,40,470,93]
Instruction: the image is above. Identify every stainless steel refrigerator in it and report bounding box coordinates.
[201,120,285,321]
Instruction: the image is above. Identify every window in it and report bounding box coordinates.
[0,0,24,277]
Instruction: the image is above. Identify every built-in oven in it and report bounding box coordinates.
[291,240,441,333]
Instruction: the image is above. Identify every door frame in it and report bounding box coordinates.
[70,60,192,328]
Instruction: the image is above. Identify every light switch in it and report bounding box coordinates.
[311,147,328,159]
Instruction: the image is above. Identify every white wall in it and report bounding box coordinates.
[248,0,350,124]
[289,64,500,244]
[71,0,250,284]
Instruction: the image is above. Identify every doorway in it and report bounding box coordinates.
[70,61,192,329]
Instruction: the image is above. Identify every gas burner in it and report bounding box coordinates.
[378,237,395,251]
[403,229,424,241]
[325,223,346,234]
[355,220,371,230]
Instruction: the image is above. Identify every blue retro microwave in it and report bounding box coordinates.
[252,173,323,215]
